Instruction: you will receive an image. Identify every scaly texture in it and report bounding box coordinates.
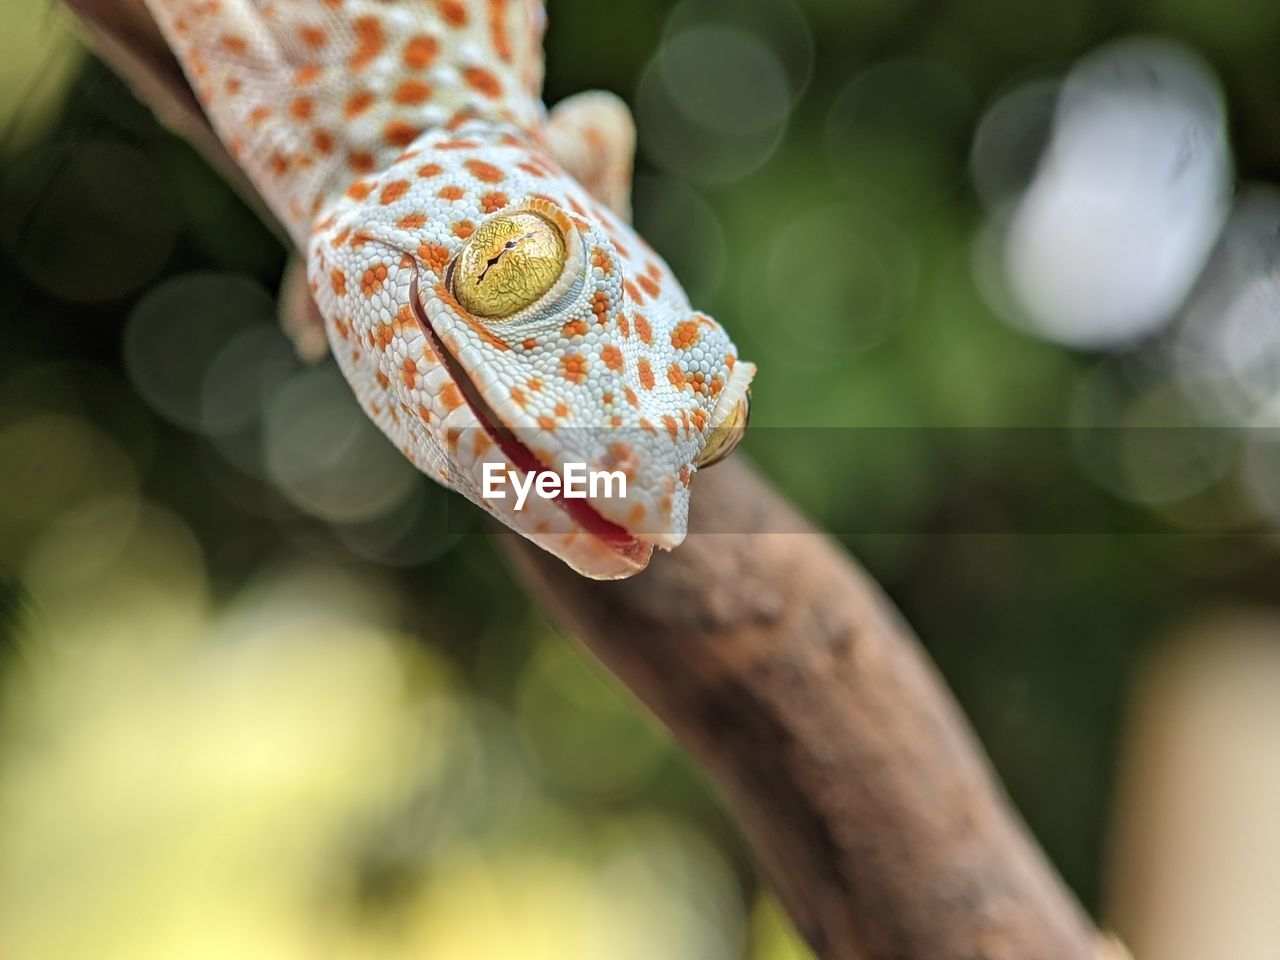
[139,0,755,578]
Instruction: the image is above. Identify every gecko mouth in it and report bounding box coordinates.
[409,274,649,565]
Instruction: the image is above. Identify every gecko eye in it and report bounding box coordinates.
[452,211,567,319]
[696,392,751,468]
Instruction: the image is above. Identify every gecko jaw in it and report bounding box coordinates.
[408,273,651,566]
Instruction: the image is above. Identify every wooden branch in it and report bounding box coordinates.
[60,4,1104,956]
[502,458,1099,960]
[61,0,286,239]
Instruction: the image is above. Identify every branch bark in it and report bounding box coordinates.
[502,458,1099,960]
[58,4,1103,956]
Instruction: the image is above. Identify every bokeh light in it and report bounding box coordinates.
[635,23,791,183]
[992,37,1232,347]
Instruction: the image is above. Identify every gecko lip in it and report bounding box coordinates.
[408,273,650,565]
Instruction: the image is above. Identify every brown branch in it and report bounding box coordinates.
[502,458,1099,960]
[60,4,1103,956]
[61,0,286,239]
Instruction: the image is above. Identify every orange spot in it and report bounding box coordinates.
[418,163,443,178]
[349,15,384,71]
[624,387,639,408]
[344,90,374,118]
[438,185,465,201]
[294,65,321,85]
[437,0,469,26]
[440,383,464,411]
[617,313,631,338]
[348,151,376,174]
[662,415,679,440]
[591,292,610,323]
[465,160,505,184]
[668,364,687,389]
[538,415,557,431]
[376,371,391,390]
[474,432,494,457]
[481,191,509,213]
[463,67,502,97]
[329,269,347,295]
[639,275,660,299]
[361,264,389,296]
[591,248,613,275]
[248,105,271,126]
[453,220,475,239]
[638,358,655,390]
[554,402,570,418]
[634,314,652,344]
[220,34,247,54]
[404,34,439,70]
[601,345,623,371]
[562,318,588,338]
[489,0,512,61]
[527,378,543,392]
[297,25,326,49]
[417,404,432,423]
[312,129,334,154]
[346,180,373,201]
[625,279,643,303]
[384,121,420,148]
[521,338,538,351]
[418,243,450,273]
[691,408,708,431]
[560,354,589,384]
[640,418,657,436]
[671,321,700,350]
[398,213,427,229]
[510,386,527,408]
[393,79,432,105]
[380,180,410,205]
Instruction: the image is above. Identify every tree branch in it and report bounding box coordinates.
[58,4,1103,955]
[502,458,1098,960]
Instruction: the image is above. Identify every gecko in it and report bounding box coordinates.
[137,0,755,579]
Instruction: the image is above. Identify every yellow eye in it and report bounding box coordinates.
[697,392,750,468]
[451,212,567,318]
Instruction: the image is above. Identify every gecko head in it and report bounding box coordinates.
[336,130,754,578]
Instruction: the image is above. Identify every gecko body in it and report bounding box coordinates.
[142,0,755,578]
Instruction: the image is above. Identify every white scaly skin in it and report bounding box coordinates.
[141,0,755,578]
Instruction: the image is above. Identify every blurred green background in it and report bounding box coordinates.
[3,0,1280,956]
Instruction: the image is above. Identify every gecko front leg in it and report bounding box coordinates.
[544,91,637,222]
